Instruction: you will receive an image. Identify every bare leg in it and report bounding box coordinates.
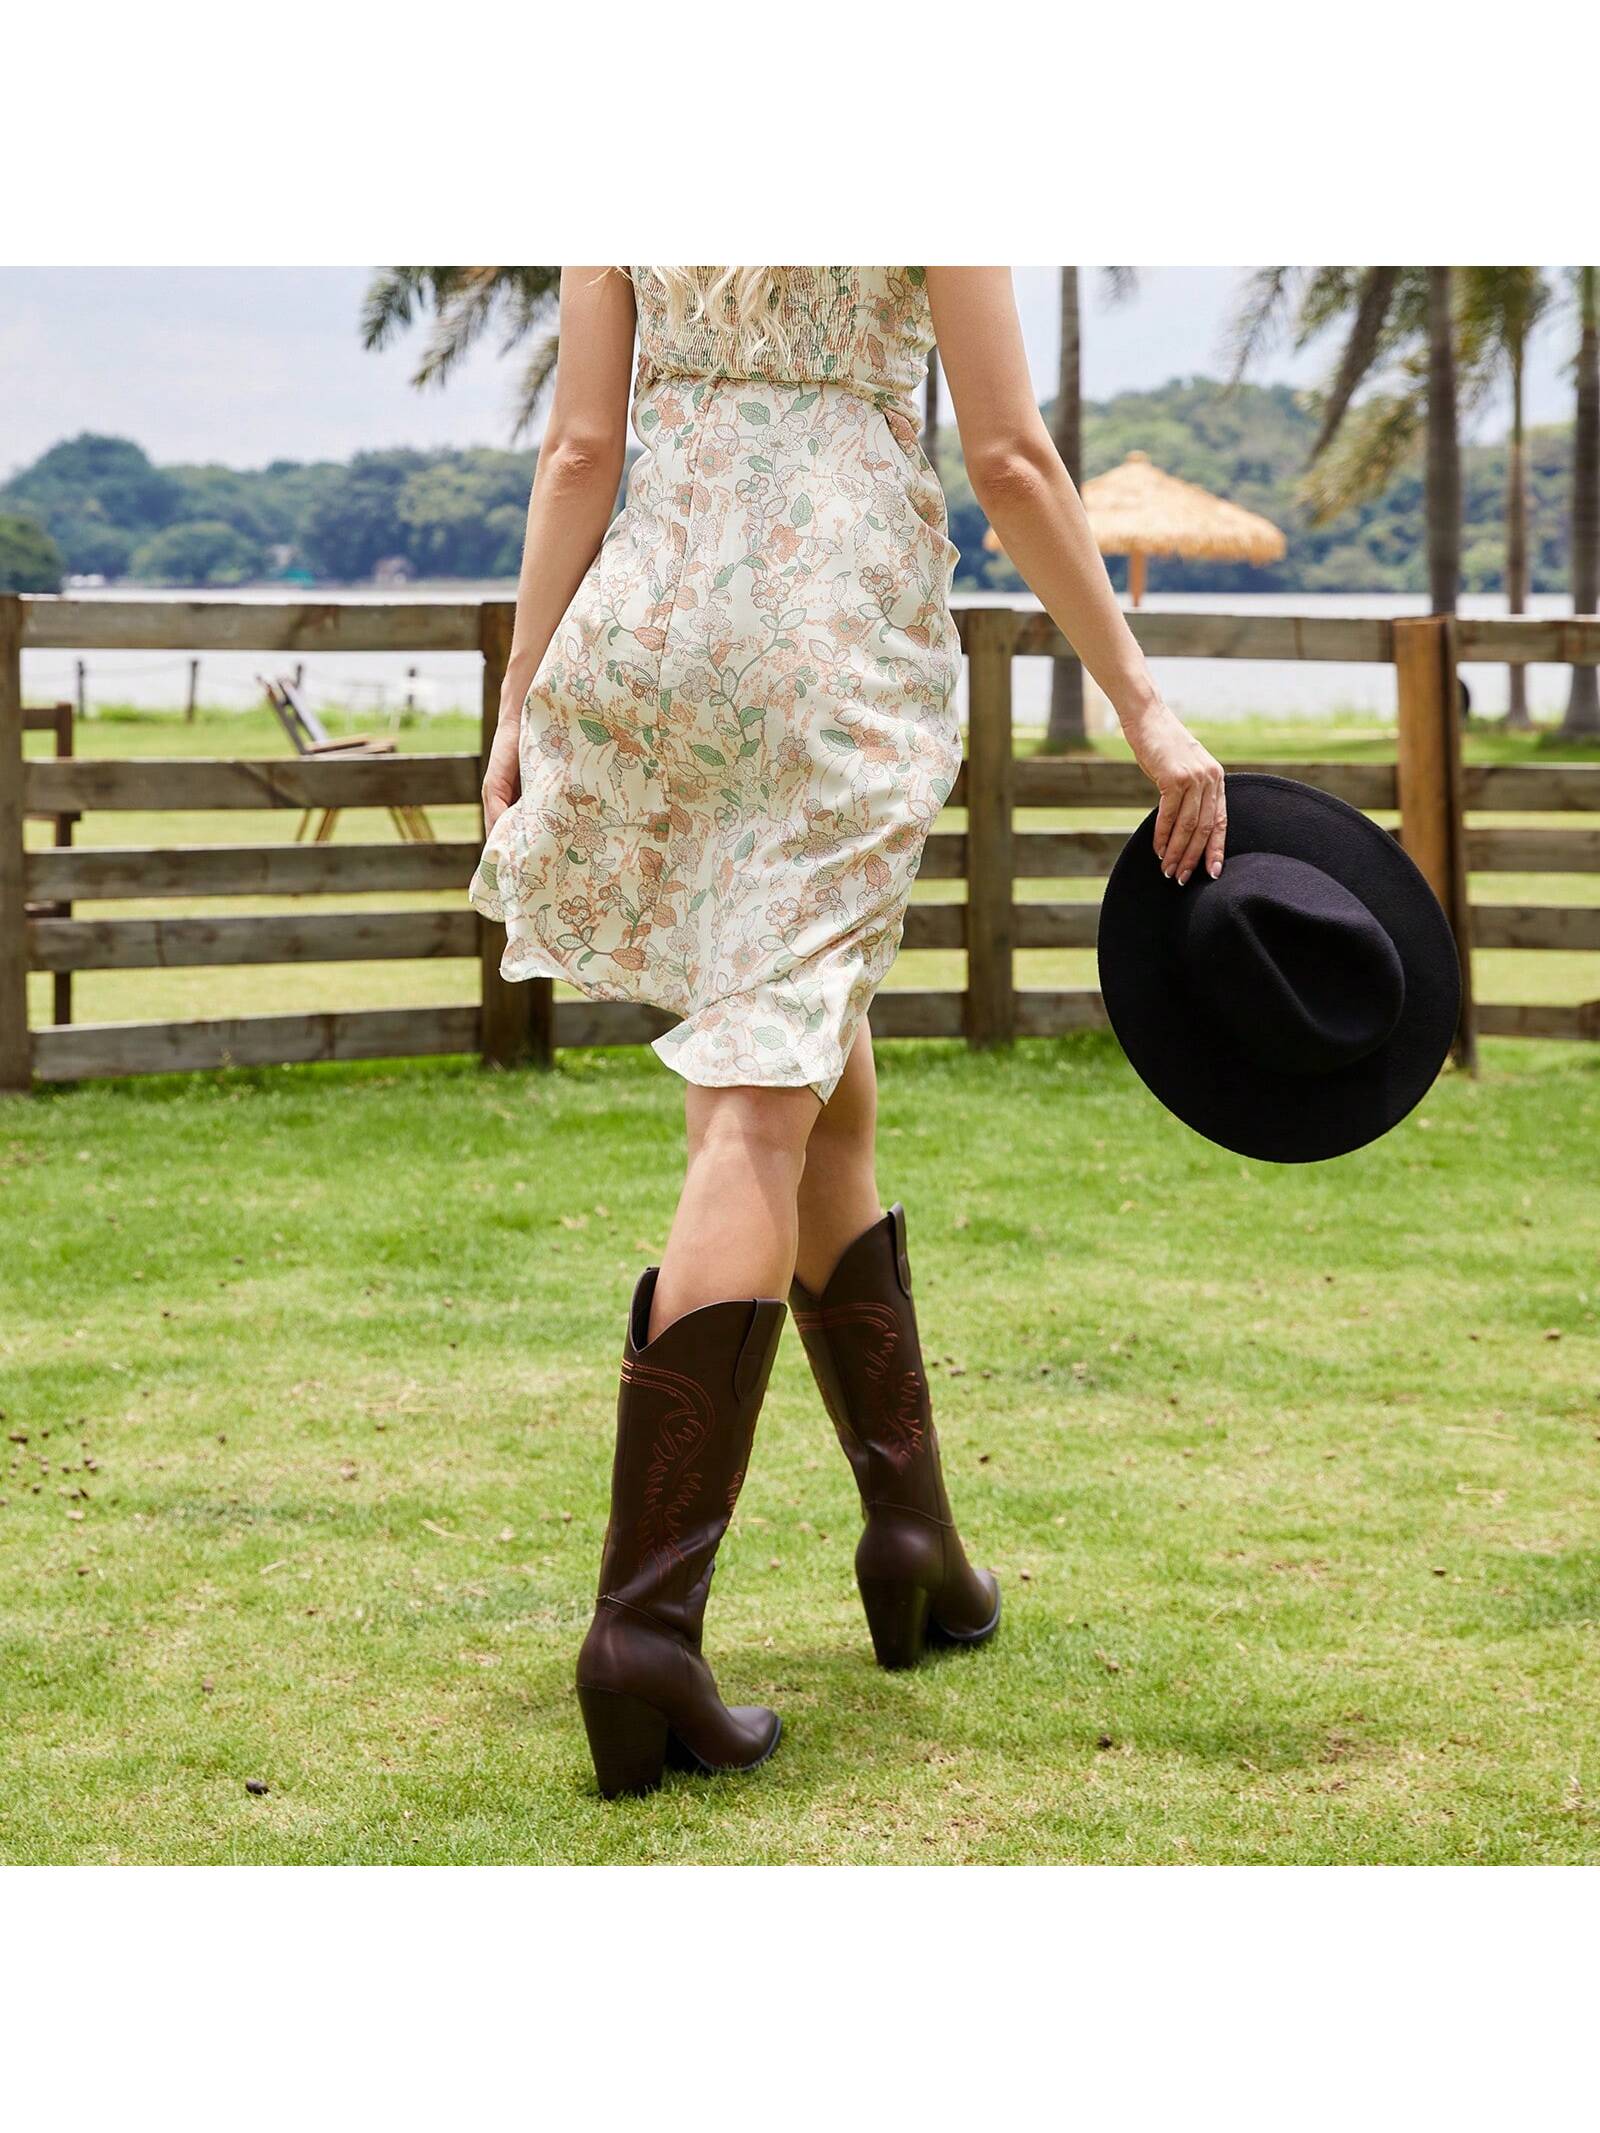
[649,1083,822,1339]
[794,1017,883,1295]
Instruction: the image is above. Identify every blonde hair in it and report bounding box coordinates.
[639,267,792,370]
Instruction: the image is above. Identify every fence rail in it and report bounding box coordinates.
[3,593,1599,1091]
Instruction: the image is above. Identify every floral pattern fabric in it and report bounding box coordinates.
[468,265,962,1102]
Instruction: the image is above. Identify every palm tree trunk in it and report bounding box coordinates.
[1427,266,1461,617]
[1562,265,1600,737]
[1505,333,1531,728]
[1044,266,1088,752]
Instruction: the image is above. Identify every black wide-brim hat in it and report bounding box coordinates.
[1097,773,1462,1164]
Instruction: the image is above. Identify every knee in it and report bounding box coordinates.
[804,1082,875,1170]
[687,1089,815,1178]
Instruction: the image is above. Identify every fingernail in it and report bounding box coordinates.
[1163,866,1174,880]
[1178,869,1191,886]
[1209,860,1222,879]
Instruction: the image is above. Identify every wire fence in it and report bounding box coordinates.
[27,656,480,723]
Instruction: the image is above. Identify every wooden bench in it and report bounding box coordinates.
[259,674,436,845]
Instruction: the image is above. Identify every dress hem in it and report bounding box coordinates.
[468,888,849,1103]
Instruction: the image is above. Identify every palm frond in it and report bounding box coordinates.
[1298,390,1421,522]
[1292,268,1364,346]
[1307,266,1402,461]
[1226,267,1302,383]
[510,331,562,441]
[361,267,563,426]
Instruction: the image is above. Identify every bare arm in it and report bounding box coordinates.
[482,264,636,832]
[926,266,1226,884]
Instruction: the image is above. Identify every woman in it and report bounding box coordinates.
[472,267,1225,1798]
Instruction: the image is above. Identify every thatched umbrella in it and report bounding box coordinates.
[983,449,1286,607]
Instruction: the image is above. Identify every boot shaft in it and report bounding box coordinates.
[597,1272,787,1636]
[789,1204,954,1527]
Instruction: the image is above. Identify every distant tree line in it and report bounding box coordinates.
[0,434,540,590]
[947,377,1582,602]
[0,383,1585,597]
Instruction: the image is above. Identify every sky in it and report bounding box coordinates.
[0,265,1577,479]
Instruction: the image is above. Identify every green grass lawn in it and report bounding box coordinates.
[3,1035,1598,1863]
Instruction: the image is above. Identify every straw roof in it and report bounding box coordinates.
[1079,451,1286,564]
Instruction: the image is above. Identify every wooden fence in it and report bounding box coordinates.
[3,594,1599,1092]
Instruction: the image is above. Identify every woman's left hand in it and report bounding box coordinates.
[1123,701,1227,885]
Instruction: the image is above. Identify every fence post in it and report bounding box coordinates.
[1394,614,1477,1070]
[963,607,1017,1048]
[477,602,552,1069]
[0,596,30,1092]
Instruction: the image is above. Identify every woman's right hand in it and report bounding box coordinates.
[481,714,522,834]
[1122,700,1227,887]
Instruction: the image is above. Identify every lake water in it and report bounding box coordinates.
[20,583,1587,731]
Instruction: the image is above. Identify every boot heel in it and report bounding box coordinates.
[857,1575,932,1670]
[577,1685,672,1798]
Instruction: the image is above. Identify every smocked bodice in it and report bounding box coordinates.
[630,266,934,442]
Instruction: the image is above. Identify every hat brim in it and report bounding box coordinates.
[1096,773,1462,1164]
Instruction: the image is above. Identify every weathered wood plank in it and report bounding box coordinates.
[553,1000,677,1048]
[1008,610,1395,664]
[0,597,28,1090]
[1014,902,1102,949]
[31,1005,482,1082]
[1469,905,1600,951]
[1457,616,1600,667]
[24,754,480,813]
[865,990,966,1040]
[899,903,966,951]
[962,609,1017,1045]
[1476,999,1600,1040]
[21,594,1590,667]
[557,992,972,1048]
[1462,763,1600,812]
[917,832,968,881]
[1466,826,1600,872]
[561,991,970,1050]
[1013,829,1130,878]
[1013,989,1111,1036]
[27,909,478,973]
[1013,756,1399,810]
[24,840,481,902]
[19,597,484,654]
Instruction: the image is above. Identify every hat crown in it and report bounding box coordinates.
[1181,851,1406,1077]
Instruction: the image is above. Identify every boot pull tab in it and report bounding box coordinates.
[734,1300,785,1401]
[888,1203,913,1297]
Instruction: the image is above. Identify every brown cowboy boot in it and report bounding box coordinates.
[576,1268,787,1798]
[789,1203,1000,1669]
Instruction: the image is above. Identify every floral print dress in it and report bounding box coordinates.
[468,266,962,1103]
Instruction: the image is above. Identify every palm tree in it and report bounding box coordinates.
[1044,267,1085,750]
[1563,266,1600,738]
[1042,267,1138,753]
[1231,267,1466,614]
[361,267,562,439]
[1425,268,1462,617]
[1458,269,1552,727]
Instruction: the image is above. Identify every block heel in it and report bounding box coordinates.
[577,1685,672,1799]
[857,1575,932,1671]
